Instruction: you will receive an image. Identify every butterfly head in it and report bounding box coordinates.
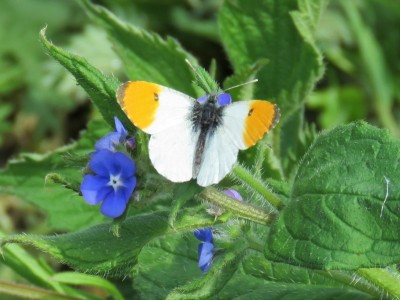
[196,92,232,107]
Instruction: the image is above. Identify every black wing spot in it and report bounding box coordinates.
[154,93,159,101]
[248,108,254,116]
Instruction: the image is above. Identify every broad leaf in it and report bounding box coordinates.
[265,122,400,269]
[1,210,216,276]
[0,120,108,231]
[219,0,326,177]
[80,0,198,96]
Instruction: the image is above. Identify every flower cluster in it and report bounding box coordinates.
[194,228,214,273]
[80,117,136,218]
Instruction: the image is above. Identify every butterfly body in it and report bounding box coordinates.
[117,81,279,187]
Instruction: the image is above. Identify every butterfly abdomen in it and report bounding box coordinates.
[191,97,224,177]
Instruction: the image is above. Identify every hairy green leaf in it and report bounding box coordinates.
[133,234,200,299]
[39,27,132,132]
[1,209,216,276]
[265,122,400,269]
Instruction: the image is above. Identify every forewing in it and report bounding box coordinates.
[221,100,279,150]
[196,100,279,186]
[116,81,195,134]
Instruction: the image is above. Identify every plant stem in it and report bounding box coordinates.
[232,164,284,210]
[315,270,389,300]
[356,268,400,299]
[199,187,276,225]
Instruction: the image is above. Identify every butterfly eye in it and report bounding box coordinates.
[217,93,232,106]
[197,95,208,103]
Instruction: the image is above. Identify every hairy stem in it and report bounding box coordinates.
[232,164,284,210]
[199,187,276,225]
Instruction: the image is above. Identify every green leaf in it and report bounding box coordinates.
[0,231,68,294]
[219,0,325,114]
[79,0,198,96]
[167,243,247,299]
[1,210,216,276]
[52,272,124,300]
[342,1,399,137]
[0,281,85,300]
[264,122,400,269]
[39,27,132,132]
[219,0,326,177]
[0,120,109,231]
[133,234,201,299]
[216,271,373,300]
[222,59,268,101]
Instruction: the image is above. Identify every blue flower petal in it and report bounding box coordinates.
[95,132,121,151]
[100,189,128,218]
[81,175,109,205]
[121,176,136,203]
[223,189,243,201]
[114,117,128,139]
[89,149,120,176]
[197,95,207,103]
[115,152,136,177]
[217,93,232,106]
[194,228,213,243]
[198,242,214,272]
[89,149,113,175]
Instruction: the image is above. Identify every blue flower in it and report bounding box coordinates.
[95,117,128,151]
[80,149,136,218]
[223,189,243,201]
[194,228,214,272]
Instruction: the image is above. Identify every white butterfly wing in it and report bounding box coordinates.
[117,81,195,134]
[117,81,198,182]
[196,126,239,186]
[196,100,279,186]
[149,123,199,182]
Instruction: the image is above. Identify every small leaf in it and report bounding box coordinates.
[265,122,400,269]
[52,272,124,300]
[167,243,247,299]
[0,280,85,300]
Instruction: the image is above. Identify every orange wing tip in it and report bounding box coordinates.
[243,101,280,148]
[116,81,162,130]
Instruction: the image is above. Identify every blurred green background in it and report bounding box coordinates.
[0,0,399,288]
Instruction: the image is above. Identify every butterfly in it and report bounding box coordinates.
[116,81,279,187]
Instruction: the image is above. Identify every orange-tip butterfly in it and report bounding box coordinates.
[116,72,279,187]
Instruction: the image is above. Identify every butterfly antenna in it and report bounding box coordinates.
[224,79,258,92]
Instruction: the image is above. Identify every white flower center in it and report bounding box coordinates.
[108,173,124,191]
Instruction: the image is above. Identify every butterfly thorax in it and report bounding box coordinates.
[191,94,224,178]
